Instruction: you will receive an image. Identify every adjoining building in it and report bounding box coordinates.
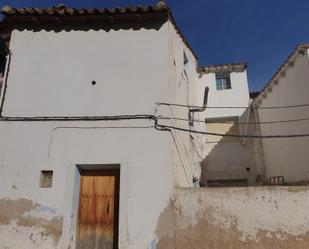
[197,63,265,187]
[253,44,309,185]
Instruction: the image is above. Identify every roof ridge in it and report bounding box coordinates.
[1,2,169,15]
[253,43,309,102]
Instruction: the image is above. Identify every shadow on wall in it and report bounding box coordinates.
[12,19,166,33]
[200,112,265,187]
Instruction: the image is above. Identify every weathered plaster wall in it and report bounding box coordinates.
[0,22,176,249]
[256,50,309,183]
[0,121,173,249]
[155,187,309,249]
[159,20,204,188]
[0,198,63,249]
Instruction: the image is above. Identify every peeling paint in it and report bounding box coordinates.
[0,198,63,247]
[175,215,309,249]
[171,187,309,249]
[154,188,309,249]
[155,201,176,249]
[0,198,39,225]
[17,215,63,245]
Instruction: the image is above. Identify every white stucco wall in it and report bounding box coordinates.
[158,21,204,188]
[198,70,250,118]
[0,21,181,249]
[0,121,173,249]
[3,26,169,116]
[197,69,260,185]
[256,49,309,183]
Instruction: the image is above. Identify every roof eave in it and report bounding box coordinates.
[0,3,198,61]
[198,62,248,74]
[253,44,309,104]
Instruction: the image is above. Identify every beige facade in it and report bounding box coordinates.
[254,44,309,185]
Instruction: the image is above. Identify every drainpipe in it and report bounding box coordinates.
[242,99,252,146]
[189,86,209,117]
[0,36,10,117]
[188,86,209,186]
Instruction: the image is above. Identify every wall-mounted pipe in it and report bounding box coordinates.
[242,100,252,146]
[189,86,209,113]
[0,44,11,118]
[188,86,209,126]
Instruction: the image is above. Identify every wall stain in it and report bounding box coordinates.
[0,198,63,246]
[17,216,63,245]
[154,191,309,249]
[0,198,39,225]
[155,200,176,249]
[175,214,309,249]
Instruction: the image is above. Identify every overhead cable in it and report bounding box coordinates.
[2,114,309,138]
[155,123,309,138]
[156,102,309,110]
[158,116,309,125]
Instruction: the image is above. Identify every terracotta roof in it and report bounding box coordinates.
[1,3,166,17]
[198,62,247,74]
[253,44,309,104]
[0,1,198,59]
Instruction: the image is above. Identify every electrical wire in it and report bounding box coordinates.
[158,116,309,125]
[155,123,309,138]
[170,131,193,186]
[0,114,156,122]
[0,50,308,138]
[156,102,309,110]
[2,113,309,138]
[52,126,155,131]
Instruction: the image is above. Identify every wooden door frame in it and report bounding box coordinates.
[76,166,120,249]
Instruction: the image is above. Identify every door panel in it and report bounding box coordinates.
[77,170,119,249]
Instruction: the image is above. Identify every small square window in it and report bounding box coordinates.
[215,72,231,90]
[183,51,189,66]
[40,170,53,188]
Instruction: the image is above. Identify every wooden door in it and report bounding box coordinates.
[77,170,120,249]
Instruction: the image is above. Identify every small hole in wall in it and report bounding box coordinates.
[246,167,251,172]
[91,81,96,85]
[40,170,53,188]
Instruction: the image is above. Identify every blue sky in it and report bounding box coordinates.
[1,0,308,91]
